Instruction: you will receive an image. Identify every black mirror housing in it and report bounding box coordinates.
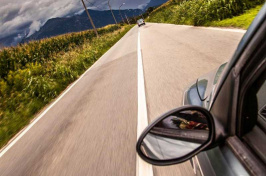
[136,105,215,166]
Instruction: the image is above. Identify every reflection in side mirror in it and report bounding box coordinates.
[136,106,214,165]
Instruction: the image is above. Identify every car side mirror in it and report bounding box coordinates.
[136,106,215,166]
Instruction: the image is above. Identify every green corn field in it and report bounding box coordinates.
[0,24,133,148]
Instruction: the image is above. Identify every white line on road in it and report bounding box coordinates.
[0,32,127,158]
[198,26,246,33]
[136,31,153,176]
[149,23,246,33]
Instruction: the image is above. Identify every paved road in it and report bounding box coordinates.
[139,23,244,176]
[0,23,244,176]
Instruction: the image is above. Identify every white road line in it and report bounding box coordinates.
[198,26,246,33]
[149,23,246,33]
[0,31,128,158]
[195,156,204,176]
[136,31,153,176]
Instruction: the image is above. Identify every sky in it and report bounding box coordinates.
[0,0,150,43]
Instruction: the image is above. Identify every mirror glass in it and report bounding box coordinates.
[140,110,210,160]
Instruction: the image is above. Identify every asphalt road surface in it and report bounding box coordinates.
[0,23,245,176]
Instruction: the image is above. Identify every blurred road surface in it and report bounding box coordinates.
[0,23,244,176]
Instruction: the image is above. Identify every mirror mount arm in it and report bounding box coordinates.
[203,116,227,150]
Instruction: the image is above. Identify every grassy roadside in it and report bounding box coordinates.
[205,5,263,29]
[147,0,265,29]
[0,24,134,148]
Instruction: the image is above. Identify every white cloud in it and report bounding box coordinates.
[0,0,85,39]
[27,21,42,37]
[12,33,25,45]
[138,3,148,10]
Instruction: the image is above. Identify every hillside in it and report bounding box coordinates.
[144,0,169,10]
[206,5,264,29]
[146,0,265,29]
[22,9,141,43]
[1,0,170,47]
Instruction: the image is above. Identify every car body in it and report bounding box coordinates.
[137,3,266,176]
[137,19,145,27]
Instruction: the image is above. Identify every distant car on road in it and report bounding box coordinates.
[137,4,266,176]
[137,19,145,27]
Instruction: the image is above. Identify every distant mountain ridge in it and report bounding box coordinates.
[144,0,168,10]
[1,0,169,47]
[22,9,141,43]
[23,0,169,43]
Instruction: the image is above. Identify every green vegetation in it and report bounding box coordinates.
[206,5,263,29]
[147,0,265,28]
[0,24,134,148]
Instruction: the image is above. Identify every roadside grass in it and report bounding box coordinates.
[205,5,263,29]
[0,24,134,148]
[147,0,265,28]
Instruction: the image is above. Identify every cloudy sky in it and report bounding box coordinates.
[0,0,149,44]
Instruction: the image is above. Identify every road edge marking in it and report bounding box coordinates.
[0,27,135,158]
[136,30,153,176]
[148,22,246,33]
[195,156,204,176]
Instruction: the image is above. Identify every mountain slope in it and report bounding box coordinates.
[144,0,168,10]
[2,0,170,47]
[22,9,141,43]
